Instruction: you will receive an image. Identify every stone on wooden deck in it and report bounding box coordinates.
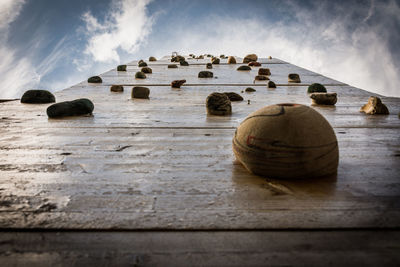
[360,96,389,115]
[310,93,337,105]
[132,86,150,99]
[88,76,102,83]
[206,92,232,115]
[21,90,55,104]
[47,99,94,118]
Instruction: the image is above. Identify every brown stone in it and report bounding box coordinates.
[171,55,185,62]
[135,71,146,79]
[232,104,339,179]
[171,80,186,88]
[224,92,243,101]
[131,86,150,99]
[268,81,276,88]
[198,71,213,78]
[360,96,389,115]
[212,58,220,64]
[117,65,127,71]
[288,73,301,83]
[255,75,269,81]
[141,67,152,74]
[227,56,236,64]
[206,92,232,116]
[243,54,258,63]
[168,64,178,68]
[206,63,212,69]
[258,68,271,76]
[138,61,147,67]
[237,66,251,71]
[245,87,256,92]
[248,62,261,67]
[149,56,157,61]
[110,85,124,92]
[310,93,337,105]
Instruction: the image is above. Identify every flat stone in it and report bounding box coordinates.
[258,68,271,76]
[255,75,269,81]
[206,92,232,116]
[268,81,277,88]
[237,66,251,71]
[310,93,337,105]
[110,85,124,92]
[360,96,389,115]
[227,56,236,64]
[149,56,157,61]
[288,73,301,83]
[245,87,256,92]
[224,92,243,101]
[248,62,261,67]
[198,71,213,78]
[206,63,212,69]
[21,90,55,104]
[243,54,258,63]
[132,86,150,99]
[117,65,127,71]
[168,64,178,69]
[141,67,152,74]
[171,80,186,88]
[88,76,102,83]
[308,83,327,93]
[47,98,94,118]
[135,71,146,79]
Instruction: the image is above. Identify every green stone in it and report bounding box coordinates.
[88,76,102,83]
[117,65,127,71]
[135,71,146,79]
[307,83,327,93]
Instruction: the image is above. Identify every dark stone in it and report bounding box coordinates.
[141,67,152,73]
[227,56,236,64]
[268,81,276,88]
[171,55,185,62]
[212,58,220,64]
[117,65,127,71]
[171,80,186,88]
[206,54,212,57]
[138,61,148,67]
[132,86,150,99]
[138,59,144,64]
[21,90,55,104]
[255,75,269,81]
[248,62,261,67]
[243,54,258,63]
[198,71,213,78]
[206,63,213,69]
[245,87,256,92]
[224,92,243,101]
[206,92,232,116]
[220,54,225,58]
[237,66,251,71]
[288,73,301,83]
[88,76,102,83]
[47,98,94,118]
[149,56,157,61]
[168,64,178,68]
[310,93,337,105]
[307,83,327,93]
[135,72,146,79]
[180,60,189,66]
[110,85,124,92]
[258,68,271,76]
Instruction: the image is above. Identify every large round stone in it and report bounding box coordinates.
[21,90,55,104]
[233,104,338,179]
[47,99,94,118]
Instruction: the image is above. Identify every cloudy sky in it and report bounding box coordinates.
[0,0,399,98]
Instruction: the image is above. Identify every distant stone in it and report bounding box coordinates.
[288,73,301,83]
[206,54,212,57]
[171,79,186,88]
[171,55,185,62]
[212,58,220,64]
[117,65,127,71]
[138,61,148,67]
[88,76,102,83]
[224,92,243,101]
[268,56,272,59]
[110,85,124,92]
[180,60,189,66]
[168,64,178,68]
[132,86,150,99]
[47,98,94,118]
[310,93,337,105]
[360,96,389,115]
[258,68,271,76]
[196,55,204,59]
[206,92,232,116]
[220,54,225,58]
[206,63,213,69]
[255,75,269,81]
[227,56,236,64]
[245,87,256,92]
[307,83,327,93]
[21,90,55,104]
[268,81,277,88]
[248,62,261,67]
[198,71,213,78]
[149,56,157,61]
[135,71,146,79]
[243,54,258,63]
[138,59,144,64]
[237,66,251,71]
[141,67,152,73]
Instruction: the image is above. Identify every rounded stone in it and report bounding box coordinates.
[255,75,269,81]
[308,83,327,93]
[206,63,213,69]
[138,61,148,67]
[171,55,185,62]
[224,92,243,101]
[258,68,271,76]
[110,85,124,92]
[135,71,146,79]
[206,93,232,116]
[168,64,178,69]
[360,96,389,115]
[180,60,189,66]
[227,56,237,64]
[132,86,150,99]
[268,81,276,88]
[141,67,152,74]
[47,98,94,118]
[245,87,256,92]
[288,73,301,83]
[198,71,213,78]
[243,54,258,63]
[232,104,339,179]
[171,80,186,88]
[237,66,251,71]
[310,93,337,105]
[220,54,225,58]
[248,62,261,67]
[88,76,102,83]
[117,65,127,71]
[21,90,55,104]
[149,56,157,61]
[212,58,220,64]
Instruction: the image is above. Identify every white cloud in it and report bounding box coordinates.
[82,0,154,63]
